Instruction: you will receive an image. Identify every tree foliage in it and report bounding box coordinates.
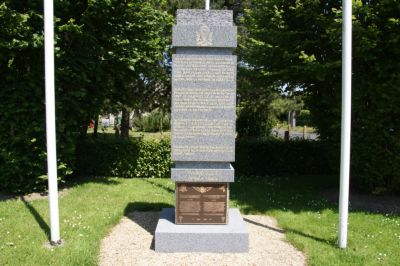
[241,0,400,193]
[0,0,173,192]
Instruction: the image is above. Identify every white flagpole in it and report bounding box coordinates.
[44,0,61,245]
[338,0,352,249]
[205,0,210,10]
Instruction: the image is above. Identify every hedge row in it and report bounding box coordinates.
[235,139,336,176]
[75,137,334,179]
[75,136,171,178]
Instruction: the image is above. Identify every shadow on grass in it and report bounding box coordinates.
[124,201,173,214]
[231,175,340,247]
[20,197,50,240]
[123,201,173,250]
[66,175,122,187]
[143,178,174,194]
[0,192,14,202]
[1,176,122,202]
[285,228,337,246]
[243,216,335,246]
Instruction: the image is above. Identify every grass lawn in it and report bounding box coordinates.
[0,176,399,265]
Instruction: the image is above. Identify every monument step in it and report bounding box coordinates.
[155,208,249,253]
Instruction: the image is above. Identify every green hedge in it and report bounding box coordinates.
[235,139,336,176]
[75,136,171,178]
[75,137,333,179]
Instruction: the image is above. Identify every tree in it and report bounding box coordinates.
[241,0,400,193]
[269,94,304,128]
[0,0,173,191]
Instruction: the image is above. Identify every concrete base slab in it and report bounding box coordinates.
[155,208,249,253]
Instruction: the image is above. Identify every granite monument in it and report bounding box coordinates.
[155,9,249,253]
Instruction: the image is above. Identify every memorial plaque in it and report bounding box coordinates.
[176,183,228,224]
[171,54,237,162]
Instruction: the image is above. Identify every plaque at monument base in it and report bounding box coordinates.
[175,183,228,224]
[154,9,249,253]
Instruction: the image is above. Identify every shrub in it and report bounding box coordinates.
[235,139,336,176]
[351,129,400,195]
[76,136,334,180]
[75,136,171,178]
[134,139,172,178]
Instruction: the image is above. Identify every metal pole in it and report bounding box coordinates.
[205,0,210,10]
[338,0,352,249]
[44,0,61,245]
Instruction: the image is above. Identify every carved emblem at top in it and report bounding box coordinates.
[196,25,213,46]
[193,186,213,194]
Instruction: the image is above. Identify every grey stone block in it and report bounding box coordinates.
[175,47,234,55]
[175,162,231,168]
[172,163,234,182]
[173,25,237,48]
[155,208,249,253]
[176,10,233,26]
[171,54,237,162]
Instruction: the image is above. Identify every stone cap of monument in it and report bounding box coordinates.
[173,9,237,48]
[176,9,233,26]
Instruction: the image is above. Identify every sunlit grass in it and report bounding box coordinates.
[230,176,400,266]
[0,178,174,265]
[0,176,399,265]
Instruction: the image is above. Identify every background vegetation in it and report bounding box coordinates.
[132,109,171,133]
[0,0,173,192]
[0,0,399,195]
[74,137,333,179]
[239,0,400,194]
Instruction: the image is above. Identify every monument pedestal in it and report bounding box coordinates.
[154,9,248,253]
[155,208,249,253]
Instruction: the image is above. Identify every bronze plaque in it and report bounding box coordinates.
[175,183,228,224]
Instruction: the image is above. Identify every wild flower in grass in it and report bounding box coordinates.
[376,252,387,262]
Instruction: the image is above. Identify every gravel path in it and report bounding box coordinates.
[99,211,306,266]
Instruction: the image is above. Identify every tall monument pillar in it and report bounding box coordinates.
[155,9,249,253]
